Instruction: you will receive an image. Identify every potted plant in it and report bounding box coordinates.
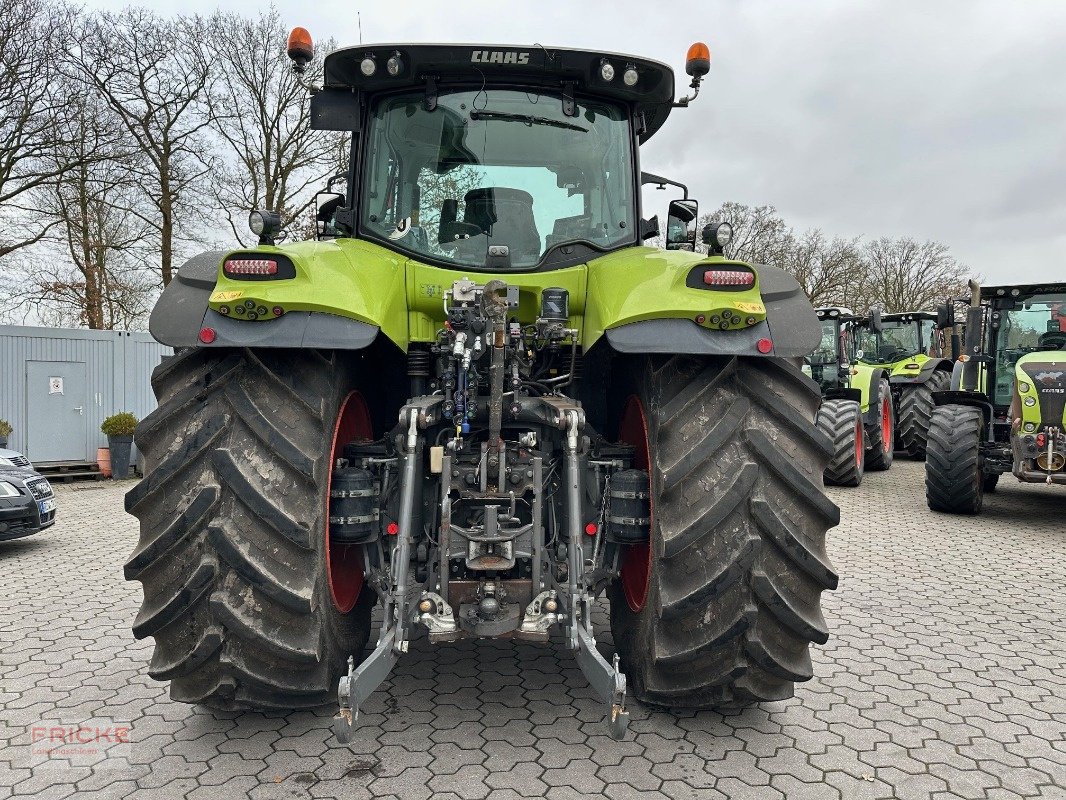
[0,419,11,449]
[101,412,138,479]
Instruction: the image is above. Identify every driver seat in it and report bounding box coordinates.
[1037,331,1066,350]
[462,187,541,259]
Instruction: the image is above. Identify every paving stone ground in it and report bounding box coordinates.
[1,460,1064,799]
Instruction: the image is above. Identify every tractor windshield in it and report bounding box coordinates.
[360,88,635,269]
[857,321,922,363]
[992,292,1066,405]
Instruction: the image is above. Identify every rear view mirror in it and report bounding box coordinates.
[936,303,954,330]
[665,199,698,251]
[640,216,660,241]
[315,192,344,222]
[869,305,883,333]
[315,191,344,237]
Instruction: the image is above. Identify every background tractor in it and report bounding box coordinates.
[809,307,895,485]
[926,281,1066,513]
[124,34,839,740]
[853,307,956,458]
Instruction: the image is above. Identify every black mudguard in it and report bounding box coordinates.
[825,387,861,403]
[148,251,379,350]
[932,390,994,425]
[605,265,820,358]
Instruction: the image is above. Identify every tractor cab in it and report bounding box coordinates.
[855,309,953,368]
[978,285,1066,438]
[810,307,859,393]
[302,42,704,272]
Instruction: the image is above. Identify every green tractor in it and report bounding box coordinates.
[926,281,1066,513]
[124,34,840,740]
[809,307,896,486]
[852,307,957,458]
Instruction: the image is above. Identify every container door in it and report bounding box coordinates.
[26,361,87,463]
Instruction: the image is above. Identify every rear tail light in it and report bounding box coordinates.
[1036,433,1046,448]
[224,258,278,276]
[703,269,755,287]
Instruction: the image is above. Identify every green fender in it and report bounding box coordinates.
[886,353,954,385]
[850,363,890,421]
[151,240,409,350]
[585,247,820,358]
[150,240,820,358]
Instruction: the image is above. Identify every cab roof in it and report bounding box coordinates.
[981,283,1066,300]
[321,43,676,142]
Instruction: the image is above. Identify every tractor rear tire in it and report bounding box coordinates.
[124,348,374,709]
[609,355,840,708]
[925,404,984,514]
[897,369,950,458]
[863,378,895,471]
[818,399,864,487]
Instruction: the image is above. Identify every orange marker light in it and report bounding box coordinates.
[287,27,314,68]
[686,42,711,77]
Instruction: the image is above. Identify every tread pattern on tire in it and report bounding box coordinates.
[125,348,372,709]
[925,403,984,514]
[610,355,840,708]
[897,369,950,458]
[817,399,864,487]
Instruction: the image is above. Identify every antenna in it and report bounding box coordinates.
[358,12,363,44]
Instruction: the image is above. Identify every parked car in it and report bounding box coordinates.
[0,448,56,541]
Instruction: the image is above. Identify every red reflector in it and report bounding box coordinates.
[224,258,278,275]
[585,522,598,536]
[1036,434,1046,447]
[198,327,216,344]
[272,306,284,317]
[756,337,773,354]
[704,269,754,286]
[386,522,399,535]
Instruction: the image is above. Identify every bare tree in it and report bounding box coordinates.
[207,9,343,244]
[701,202,792,266]
[0,0,78,259]
[28,90,156,329]
[862,237,971,312]
[72,9,215,286]
[786,229,865,308]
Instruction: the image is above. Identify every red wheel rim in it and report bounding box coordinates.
[618,395,653,612]
[326,391,372,613]
[881,397,892,453]
[855,418,864,468]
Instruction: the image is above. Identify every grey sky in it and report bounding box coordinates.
[94,0,1066,284]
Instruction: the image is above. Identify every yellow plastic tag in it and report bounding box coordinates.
[211,290,244,302]
[731,301,765,314]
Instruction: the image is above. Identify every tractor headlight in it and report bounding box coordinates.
[360,54,377,76]
[623,65,639,86]
[248,209,281,243]
[713,222,733,247]
[386,51,404,76]
[599,59,615,82]
[0,481,20,498]
[1019,382,1030,393]
[1024,396,1036,407]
